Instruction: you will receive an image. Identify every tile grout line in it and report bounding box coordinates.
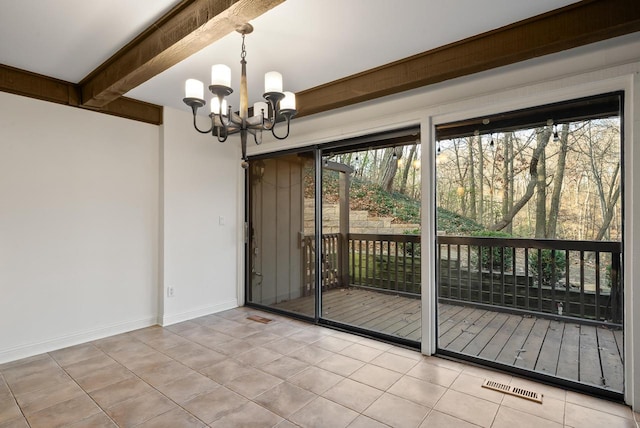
[423,365,464,425]
[120,330,231,427]
[0,372,31,427]
[47,349,119,427]
[55,337,210,427]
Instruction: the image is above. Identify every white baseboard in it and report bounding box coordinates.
[160,299,238,326]
[0,315,158,365]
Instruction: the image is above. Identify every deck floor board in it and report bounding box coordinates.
[534,320,564,375]
[556,322,581,381]
[273,287,622,393]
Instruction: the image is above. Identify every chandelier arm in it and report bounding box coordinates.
[250,128,262,145]
[192,112,214,134]
[261,117,275,132]
[215,124,228,143]
[217,107,231,135]
[271,115,292,140]
[262,97,280,131]
[227,110,244,127]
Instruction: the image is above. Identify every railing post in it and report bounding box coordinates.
[610,251,622,323]
[338,168,350,287]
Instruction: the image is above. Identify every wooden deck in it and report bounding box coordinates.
[275,287,624,393]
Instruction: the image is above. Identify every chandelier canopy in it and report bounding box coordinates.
[182,23,297,168]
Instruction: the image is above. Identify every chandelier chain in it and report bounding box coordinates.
[241,34,247,60]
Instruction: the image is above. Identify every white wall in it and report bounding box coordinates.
[0,97,244,362]
[159,107,241,325]
[0,92,160,363]
[247,33,640,408]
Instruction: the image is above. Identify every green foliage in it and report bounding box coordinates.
[322,169,493,239]
[322,173,421,224]
[470,230,513,270]
[402,228,421,256]
[528,249,566,287]
[437,208,483,234]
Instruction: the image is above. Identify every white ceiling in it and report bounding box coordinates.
[0,0,580,114]
[0,0,180,82]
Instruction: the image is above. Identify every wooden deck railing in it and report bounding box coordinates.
[437,236,623,325]
[302,233,342,295]
[305,233,622,326]
[348,233,421,296]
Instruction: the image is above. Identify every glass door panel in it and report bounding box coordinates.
[434,93,623,396]
[247,152,316,318]
[320,142,422,343]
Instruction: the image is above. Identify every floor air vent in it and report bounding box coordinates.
[482,379,543,403]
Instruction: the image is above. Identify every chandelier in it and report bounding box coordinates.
[182,23,297,168]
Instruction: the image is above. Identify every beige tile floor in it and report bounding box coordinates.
[1,307,639,428]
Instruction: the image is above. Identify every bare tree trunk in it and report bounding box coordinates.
[357,151,369,179]
[490,127,551,231]
[372,149,379,182]
[469,136,477,221]
[489,136,498,224]
[501,133,511,233]
[546,124,569,238]
[477,135,485,224]
[381,147,402,192]
[399,144,416,194]
[507,133,514,234]
[535,129,549,238]
[586,123,621,240]
[453,139,469,215]
[586,122,609,224]
[596,184,620,240]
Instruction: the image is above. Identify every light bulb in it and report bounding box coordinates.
[211,98,228,115]
[211,64,231,87]
[253,101,268,118]
[185,79,204,99]
[280,92,296,111]
[265,71,283,93]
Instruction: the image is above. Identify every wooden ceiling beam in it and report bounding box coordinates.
[80,0,285,109]
[1,64,80,106]
[0,64,163,124]
[295,0,640,118]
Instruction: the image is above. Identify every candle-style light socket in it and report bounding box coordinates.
[209,85,233,99]
[263,91,285,112]
[182,97,206,115]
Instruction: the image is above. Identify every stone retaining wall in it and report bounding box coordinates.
[304,199,419,235]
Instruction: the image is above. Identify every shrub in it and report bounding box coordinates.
[402,228,421,257]
[528,249,566,287]
[470,230,513,271]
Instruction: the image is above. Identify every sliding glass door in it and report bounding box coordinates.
[246,128,422,347]
[434,93,624,397]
